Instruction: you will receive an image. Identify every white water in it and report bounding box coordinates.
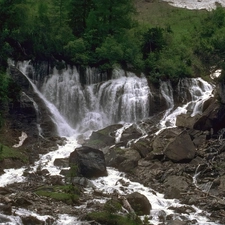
[157,77,213,132]
[162,0,225,10]
[0,62,218,224]
[41,67,151,134]
[17,62,75,137]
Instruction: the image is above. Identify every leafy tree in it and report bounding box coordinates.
[68,0,93,37]
[142,27,167,60]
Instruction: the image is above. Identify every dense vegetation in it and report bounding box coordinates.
[1,0,225,122]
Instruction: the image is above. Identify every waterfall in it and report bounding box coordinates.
[41,68,151,133]
[16,62,75,137]
[157,77,214,132]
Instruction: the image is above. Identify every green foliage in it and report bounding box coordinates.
[85,211,143,225]
[0,0,225,83]
[0,143,28,162]
[35,185,80,204]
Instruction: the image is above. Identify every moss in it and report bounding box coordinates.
[85,211,143,225]
[35,185,80,204]
[0,143,28,163]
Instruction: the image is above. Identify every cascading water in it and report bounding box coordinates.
[0,61,218,224]
[17,62,75,137]
[157,77,214,132]
[41,67,151,134]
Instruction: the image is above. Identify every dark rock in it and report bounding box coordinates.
[0,204,12,215]
[164,175,190,192]
[164,131,196,162]
[72,177,96,188]
[118,124,142,145]
[84,124,122,149]
[13,197,33,207]
[152,127,183,156]
[164,186,181,199]
[69,146,107,178]
[22,216,46,225]
[176,113,201,129]
[131,137,152,158]
[54,158,69,168]
[166,219,188,225]
[126,192,151,215]
[46,175,64,185]
[193,99,225,133]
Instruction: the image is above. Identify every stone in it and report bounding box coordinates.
[53,158,69,168]
[69,146,107,178]
[152,127,183,156]
[126,192,151,215]
[164,131,196,162]
[84,124,122,149]
[164,175,190,192]
[164,186,181,199]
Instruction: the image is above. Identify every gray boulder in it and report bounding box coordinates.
[69,146,107,178]
[164,130,196,162]
[126,192,151,215]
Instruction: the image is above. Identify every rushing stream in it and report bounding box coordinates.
[0,61,219,224]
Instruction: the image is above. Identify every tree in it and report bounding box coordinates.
[68,0,93,37]
[86,0,135,38]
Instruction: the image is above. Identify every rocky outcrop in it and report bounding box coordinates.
[69,146,107,178]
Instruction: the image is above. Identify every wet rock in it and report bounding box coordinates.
[0,214,12,223]
[126,192,151,215]
[166,220,188,225]
[72,177,96,188]
[54,158,69,168]
[84,124,122,149]
[69,146,107,178]
[21,215,50,225]
[0,204,12,215]
[176,113,201,129]
[164,130,196,162]
[118,124,142,145]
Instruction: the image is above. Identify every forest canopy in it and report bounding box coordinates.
[0,0,225,84]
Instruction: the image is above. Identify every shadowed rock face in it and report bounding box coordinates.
[69,146,107,178]
[9,66,58,138]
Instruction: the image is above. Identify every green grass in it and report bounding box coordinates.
[0,143,28,162]
[135,1,207,42]
[35,185,80,204]
[85,211,143,225]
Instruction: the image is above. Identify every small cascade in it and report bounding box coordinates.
[16,62,75,137]
[157,77,213,132]
[193,165,213,195]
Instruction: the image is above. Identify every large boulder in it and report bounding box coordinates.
[125,192,151,215]
[164,130,196,162]
[69,146,107,178]
[152,127,183,156]
[104,147,141,172]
